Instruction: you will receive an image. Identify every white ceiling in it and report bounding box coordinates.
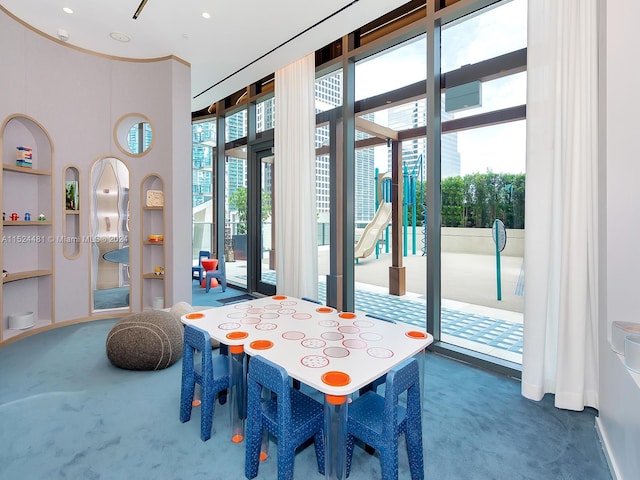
[0,0,408,112]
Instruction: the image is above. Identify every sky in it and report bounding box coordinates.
[353,0,527,176]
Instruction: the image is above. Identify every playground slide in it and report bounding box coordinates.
[354,201,392,259]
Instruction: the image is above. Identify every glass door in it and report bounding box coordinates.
[248,145,276,295]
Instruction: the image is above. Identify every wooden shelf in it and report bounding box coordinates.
[143,240,164,245]
[143,273,165,280]
[64,210,80,215]
[142,206,164,211]
[3,220,52,226]
[2,269,52,283]
[3,164,51,176]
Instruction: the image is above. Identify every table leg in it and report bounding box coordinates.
[229,345,246,443]
[324,394,348,480]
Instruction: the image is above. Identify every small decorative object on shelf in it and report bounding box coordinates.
[2,269,7,278]
[38,213,46,221]
[146,190,164,207]
[65,180,79,211]
[10,212,19,221]
[2,212,5,221]
[154,266,165,276]
[16,146,33,168]
[24,212,31,221]
[148,234,164,243]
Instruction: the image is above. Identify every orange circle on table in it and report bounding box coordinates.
[338,312,356,319]
[232,434,244,443]
[260,451,269,462]
[192,399,201,407]
[185,312,204,319]
[316,307,333,313]
[272,295,287,300]
[250,339,274,350]
[321,371,351,387]
[406,330,428,339]
[226,331,249,340]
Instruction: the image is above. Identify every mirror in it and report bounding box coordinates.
[114,113,153,156]
[91,157,130,312]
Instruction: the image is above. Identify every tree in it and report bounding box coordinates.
[228,186,271,234]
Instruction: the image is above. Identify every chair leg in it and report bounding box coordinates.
[380,444,400,480]
[180,378,195,423]
[278,442,296,480]
[244,406,262,479]
[200,386,214,442]
[345,434,355,477]
[313,432,325,476]
[406,427,424,480]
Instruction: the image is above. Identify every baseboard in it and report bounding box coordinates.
[595,416,620,480]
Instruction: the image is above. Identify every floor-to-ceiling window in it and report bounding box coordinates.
[438,0,527,365]
[191,0,527,375]
[192,120,215,272]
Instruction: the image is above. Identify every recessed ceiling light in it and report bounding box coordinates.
[202,12,211,19]
[63,7,73,14]
[110,32,131,43]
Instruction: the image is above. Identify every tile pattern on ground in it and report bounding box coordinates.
[258,273,523,355]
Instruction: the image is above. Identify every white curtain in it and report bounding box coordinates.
[521,0,599,410]
[274,53,318,298]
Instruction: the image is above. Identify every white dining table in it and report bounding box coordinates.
[181,295,433,480]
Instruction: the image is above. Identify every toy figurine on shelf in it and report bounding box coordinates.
[2,270,7,278]
[154,266,165,276]
[24,212,31,221]
[10,212,19,221]
[2,212,5,221]
[38,213,46,221]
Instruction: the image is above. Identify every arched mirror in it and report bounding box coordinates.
[90,157,130,313]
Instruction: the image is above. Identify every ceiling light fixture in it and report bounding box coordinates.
[63,7,73,14]
[110,32,131,43]
[202,12,211,19]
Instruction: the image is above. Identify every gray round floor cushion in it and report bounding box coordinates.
[106,310,183,370]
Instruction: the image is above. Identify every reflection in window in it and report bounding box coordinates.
[226,110,247,142]
[355,34,426,101]
[315,69,343,112]
[257,97,275,132]
[127,122,153,154]
[441,0,527,74]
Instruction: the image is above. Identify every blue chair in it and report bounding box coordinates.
[245,355,325,480]
[180,324,230,441]
[205,254,227,292]
[192,250,211,284]
[346,358,423,480]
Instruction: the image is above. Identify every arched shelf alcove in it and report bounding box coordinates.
[63,165,81,259]
[0,114,55,344]
[140,173,166,310]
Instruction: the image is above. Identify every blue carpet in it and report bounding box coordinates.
[0,319,611,479]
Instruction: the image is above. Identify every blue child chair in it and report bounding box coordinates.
[205,254,227,292]
[180,324,229,441]
[245,355,325,480]
[192,250,211,283]
[346,357,424,480]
